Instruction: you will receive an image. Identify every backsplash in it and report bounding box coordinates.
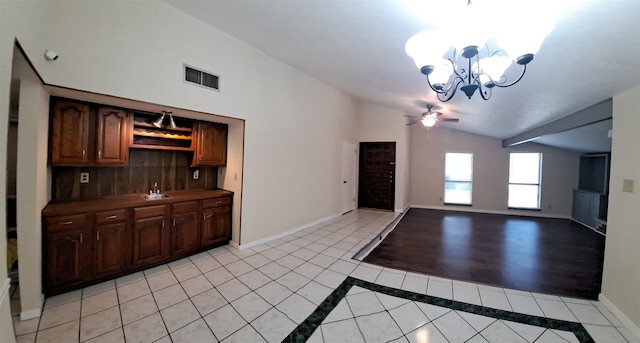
[52,150,217,201]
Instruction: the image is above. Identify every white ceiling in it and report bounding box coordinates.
[165,0,640,151]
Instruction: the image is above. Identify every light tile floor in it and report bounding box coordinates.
[9,209,638,343]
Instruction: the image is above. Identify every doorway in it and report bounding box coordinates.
[341,141,357,214]
[358,142,396,211]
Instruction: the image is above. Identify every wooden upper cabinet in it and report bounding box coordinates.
[193,122,228,166]
[50,101,90,166]
[96,107,130,166]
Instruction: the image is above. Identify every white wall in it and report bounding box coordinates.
[409,125,581,217]
[601,85,640,330]
[356,103,411,212]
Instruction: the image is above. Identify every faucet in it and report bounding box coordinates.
[151,182,160,194]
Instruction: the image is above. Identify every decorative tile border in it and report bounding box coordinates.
[283,277,595,343]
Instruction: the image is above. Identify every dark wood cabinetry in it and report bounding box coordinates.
[96,107,130,166]
[50,101,90,166]
[201,197,232,248]
[50,100,131,167]
[43,191,232,295]
[44,214,92,290]
[193,122,228,166]
[132,205,170,266]
[171,201,200,256]
[93,209,129,277]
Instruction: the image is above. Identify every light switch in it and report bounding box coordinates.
[234,173,238,181]
[623,179,634,193]
[193,169,199,180]
[80,172,89,184]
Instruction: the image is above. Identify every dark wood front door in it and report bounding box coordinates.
[358,142,395,211]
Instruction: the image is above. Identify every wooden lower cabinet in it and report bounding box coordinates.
[94,222,129,277]
[201,205,231,248]
[132,205,170,266]
[43,194,232,295]
[171,201,200,256]
[44,228,92,291]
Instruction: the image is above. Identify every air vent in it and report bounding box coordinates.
[183,64,219,91]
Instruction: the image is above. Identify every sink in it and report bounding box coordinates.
[142,193,170,200]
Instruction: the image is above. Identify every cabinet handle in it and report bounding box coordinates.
[96,231,100,241]
[80,233,83,244]
[98,150,102,159]
[204,214,213,220]
[215,201,222,204]
[173,218,176,227]
[61,221,73,225]
[162,220,165,229]
[82,150,86,159]
[106,215,117,219]
[199,155,202,160]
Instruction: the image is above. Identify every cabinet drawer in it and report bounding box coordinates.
[202,197,232,208]
[133,205,167,219]
[95,209,128,224]
[172,201,199,214]
[46,214,88,231]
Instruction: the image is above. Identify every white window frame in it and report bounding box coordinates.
[508,152,542,210]
[444,152,473,205]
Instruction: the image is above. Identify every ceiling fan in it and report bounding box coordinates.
[406,104,460,127]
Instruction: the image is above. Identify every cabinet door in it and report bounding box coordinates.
[96,107,130,166]
[194,122,228,166]
[132,216,170,266]
[171,211,200,256]
[94,222,130,277]
[201,205,231,248]
[45,228,91,290]
[50,101,90,165]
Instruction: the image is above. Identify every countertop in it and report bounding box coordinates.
[42,189,234,216]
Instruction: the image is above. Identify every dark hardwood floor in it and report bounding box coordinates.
[363,208,606,299]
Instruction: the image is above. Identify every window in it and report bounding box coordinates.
[444,153,473,205]
[508,152,542,209]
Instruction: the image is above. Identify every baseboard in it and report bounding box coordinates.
[228,240,240,250]
[20,294,44,321]
[236,213,342,250]
[411,205,571,219]
[598,293,640,340]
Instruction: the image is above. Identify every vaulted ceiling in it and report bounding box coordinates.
[165,0,640,152]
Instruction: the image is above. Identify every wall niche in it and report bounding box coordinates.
[52,149,217,201]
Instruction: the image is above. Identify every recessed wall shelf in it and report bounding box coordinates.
[131,112,194,150]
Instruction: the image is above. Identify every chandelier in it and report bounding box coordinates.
[404,1,554,102]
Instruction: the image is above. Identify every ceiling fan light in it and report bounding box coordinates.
[422,116,437,127]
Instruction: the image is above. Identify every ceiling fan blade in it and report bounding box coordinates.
[406,119,421,126]
[435,111,444,117]
[438,118,459,122]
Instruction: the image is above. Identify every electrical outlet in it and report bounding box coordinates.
[193,169,199,180]
[80,172,89,184]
